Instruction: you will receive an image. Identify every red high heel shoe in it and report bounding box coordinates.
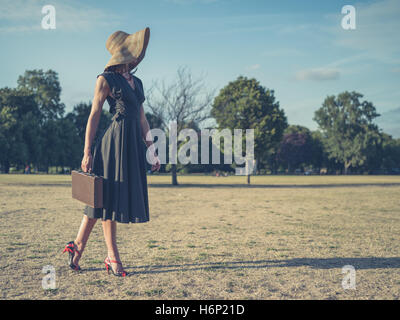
[62,241,81,271]
[104,257,127,277]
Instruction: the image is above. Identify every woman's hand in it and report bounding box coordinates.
[146,142,160,172]
[151,153,161,172]
[81,152,93,173]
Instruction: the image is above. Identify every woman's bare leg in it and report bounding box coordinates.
[73,215,97,266]
[102,219,124,273]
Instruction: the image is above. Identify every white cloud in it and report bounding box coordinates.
[164,0,219,4]
[246,64,261,70]
[295,68,340,81]
[326,0,400,65]
[204,26,278,36]
[277,23,313,35]
[0,0,118,33]
[261,48,305,58]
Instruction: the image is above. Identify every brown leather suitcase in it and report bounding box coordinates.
[71,170,103,208]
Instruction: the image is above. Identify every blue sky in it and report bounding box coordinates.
[1,0,399,137]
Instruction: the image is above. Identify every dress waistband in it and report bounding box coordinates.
[111,100,138,122]
[111,111,138,122]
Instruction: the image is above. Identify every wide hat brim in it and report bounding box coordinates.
[104,27,150,71]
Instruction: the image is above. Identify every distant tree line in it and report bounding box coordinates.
[1,68,399,176]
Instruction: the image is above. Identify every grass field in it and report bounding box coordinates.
[0,174,399,300]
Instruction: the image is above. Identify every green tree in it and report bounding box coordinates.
[284,124,311,136]
[40,119,62,172]
[277,126,314,173]
[278,125,325,173]
[55,117,82,172]
[14,69,67,172]
[17,69,65,120]
[310,130,344,174]
[211,76,287,182]
[0,87,42,172]
[380,133,400,173]
[313,91,381,174]
[0,106,25,172]
[66,101,113,155]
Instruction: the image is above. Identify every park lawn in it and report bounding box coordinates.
[1,173,400,186]
[0,174,399,299]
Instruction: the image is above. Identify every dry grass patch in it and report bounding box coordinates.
[0,174,399,299]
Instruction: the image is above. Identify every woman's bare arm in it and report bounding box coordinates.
[83,76,110,155]
[81,76,110,172]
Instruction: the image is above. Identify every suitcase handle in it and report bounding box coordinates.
[75,169,99,178]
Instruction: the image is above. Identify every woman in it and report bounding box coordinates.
[63,27,160,277]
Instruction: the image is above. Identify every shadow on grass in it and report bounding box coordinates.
[3,182,400,189]
[84,257,400,276]
[147,183,400,189]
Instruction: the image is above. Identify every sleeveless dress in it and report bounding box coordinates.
[83,71,150,224]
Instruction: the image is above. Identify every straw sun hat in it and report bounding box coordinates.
[104,27,150,71]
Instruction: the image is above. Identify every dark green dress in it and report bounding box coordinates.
[84,71,150,223]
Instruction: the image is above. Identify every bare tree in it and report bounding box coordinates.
[145,66,216,185]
